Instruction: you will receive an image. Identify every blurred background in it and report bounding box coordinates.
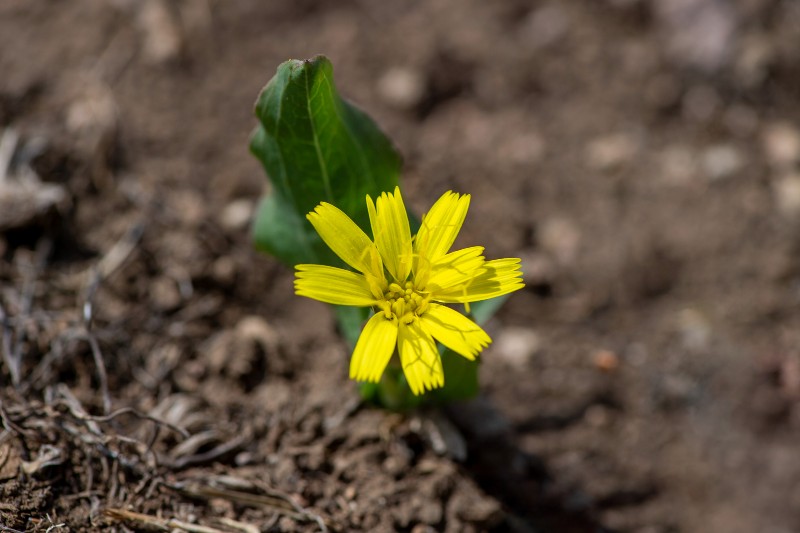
[2,0,800,531]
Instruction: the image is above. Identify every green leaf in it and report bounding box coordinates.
[252,193,318,265]
[250,55,402,267]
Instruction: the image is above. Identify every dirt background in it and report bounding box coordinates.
[2,0,800,531]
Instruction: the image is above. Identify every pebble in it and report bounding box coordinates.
[499,131,546,165]
[763,122,800,170]
[219,198,254,232]
[676,308,711,351]
[64,74,118,157]
[170,189,206,227]
[137,0,183,64]
[659,145,698,186]
[701,144,744,181]
[0,179,68,231]
[236,315,280,353]
[585,133,638,171]
[211,256,237,286]
[149,275,182,311]
[539,216,581,265]
[494,327,541,368]
[377,67,426,110]
[592,349,620,372]
[773,174,800,218]
[654,0,735,73]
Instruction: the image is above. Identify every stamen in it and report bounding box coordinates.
[379,278,431,322]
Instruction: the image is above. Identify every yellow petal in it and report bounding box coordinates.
[426,246,486,292]
[433,258,524,303]
[398,320,444,395]
[307,202,382,277]
[350,313,398,383]
[295,265,377,306]
[420,303,490,360]
[414,191,470,265]
[369,187,413,281]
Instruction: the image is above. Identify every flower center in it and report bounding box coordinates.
[379,281,429,324]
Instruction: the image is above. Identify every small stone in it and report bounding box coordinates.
[701,144,744,181]
[586,133,638,171]
[494,327,541,368]
[219,199,254,232]
[773,174,800,218]
[378,67,426,110]
[456,488,503,525]
[763,122,800,170]
[170,190,205,226]
[0,442,22,480]
[64,74,118,159]
[655,0,735,73]
[417,499,443,525]
[211,256,237,286]
[499,131,545,165]
[659,145,698,185]
[0,179,68,231]
[735,33,773,88]
[676,308,711,351]
[236,316,279,353]
[539,216,581,265]
[137,0,183,64]
[592,349,620,372]
[150,275,182,311]
[203,330,236,375]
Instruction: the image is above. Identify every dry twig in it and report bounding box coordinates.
[103,508,231,533]
[166,477,329,532]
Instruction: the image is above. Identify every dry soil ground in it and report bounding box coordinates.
[2,1,800,532]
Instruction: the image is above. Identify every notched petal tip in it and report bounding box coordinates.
[371,185,413,281]
[350,313,398,385]
[398,321,445,396]
[414,190,471,264]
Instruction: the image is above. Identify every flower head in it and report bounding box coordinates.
[295,187,524,395]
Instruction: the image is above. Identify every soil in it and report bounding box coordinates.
[2,0,800,531]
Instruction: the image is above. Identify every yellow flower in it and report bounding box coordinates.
[294,187,524,395]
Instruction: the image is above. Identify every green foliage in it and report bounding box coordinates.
[250,55,402,267]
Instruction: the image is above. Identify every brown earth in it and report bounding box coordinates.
[2,0,800,531]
